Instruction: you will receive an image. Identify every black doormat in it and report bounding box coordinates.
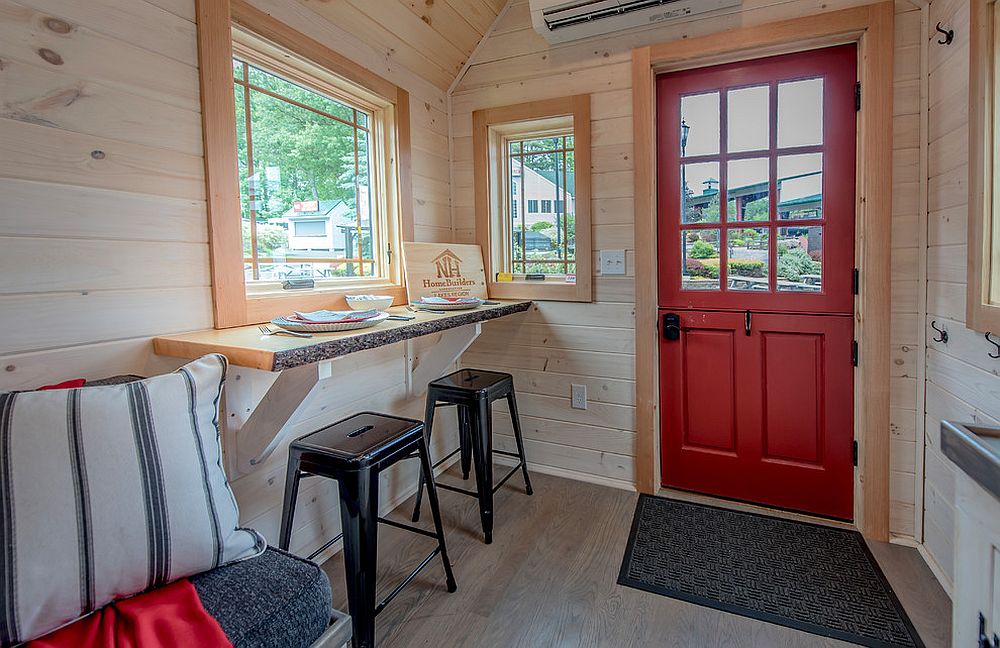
[617,495,923,648]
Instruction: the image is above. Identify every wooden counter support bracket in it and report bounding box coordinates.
[234,360,336,472]
[405,323,482,397]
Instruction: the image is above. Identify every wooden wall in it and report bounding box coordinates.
[455,0,927,524]
[918,0,1000,593]
[0,0,454,558]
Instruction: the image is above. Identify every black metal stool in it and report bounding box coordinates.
[278,412,457,648]
[411,368,533,544]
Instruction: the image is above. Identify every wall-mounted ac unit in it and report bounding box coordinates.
[529,0,742,44]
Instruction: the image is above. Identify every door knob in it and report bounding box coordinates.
[662,313,680,341]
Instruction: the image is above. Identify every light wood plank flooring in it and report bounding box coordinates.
[322,470,950,647]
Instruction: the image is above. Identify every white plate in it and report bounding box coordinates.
[271,312,390,333]
[412,298,483,311]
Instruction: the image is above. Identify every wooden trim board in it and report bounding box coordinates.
[472,95,593,302]
[631,2,895,541]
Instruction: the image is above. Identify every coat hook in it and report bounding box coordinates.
[987,332,1000,359]
[931,320,949,343]
[935,22,954,45]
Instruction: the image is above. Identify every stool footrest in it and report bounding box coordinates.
[493,450,521,459]
[377,516,440,540]
[492,463,524,493]
[435,482,481,497]
[431,446,462,470]
[374,547,442,616]
[306,532,345,561]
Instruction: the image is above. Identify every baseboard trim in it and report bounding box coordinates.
[493,455,637,492]
[916,543,953,598]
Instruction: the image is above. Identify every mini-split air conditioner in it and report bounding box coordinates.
[529,0,743,44]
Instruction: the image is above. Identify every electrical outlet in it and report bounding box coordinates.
[600,249,626,275]
[571,383,587,410]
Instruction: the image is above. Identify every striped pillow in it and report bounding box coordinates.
[0,354,265,646]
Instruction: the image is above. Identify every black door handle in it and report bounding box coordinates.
[745,310,751,336]
[662,313,680,341]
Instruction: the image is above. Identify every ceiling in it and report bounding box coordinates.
[298,0,508,90]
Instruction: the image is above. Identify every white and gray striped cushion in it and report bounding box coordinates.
[0,354,265,646]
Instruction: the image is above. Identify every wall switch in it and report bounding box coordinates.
[600,249,626,275]
[571,383,587,410]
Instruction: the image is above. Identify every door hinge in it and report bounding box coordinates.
[855,81,861,111]
[851,340,859,366]
[852,268,860,295]
[852,440,859,466]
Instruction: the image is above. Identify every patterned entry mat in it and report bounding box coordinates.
[618,495,923,648]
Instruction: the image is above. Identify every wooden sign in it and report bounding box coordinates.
[402,242,488,302]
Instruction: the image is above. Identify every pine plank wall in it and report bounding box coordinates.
[0,0,986,595]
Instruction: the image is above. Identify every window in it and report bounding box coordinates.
[473,95,591,301]
[969,0,1000,332]
[197,2,412,327]
[293,220,327,238]
[234,56,379,283]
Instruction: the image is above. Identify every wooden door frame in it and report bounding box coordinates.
[632,2,894,541]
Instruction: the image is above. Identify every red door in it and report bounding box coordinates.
[657,45,857,520]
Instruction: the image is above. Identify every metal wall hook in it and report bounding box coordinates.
[930,320,948,343]
[987,332,1000,359]
[935,22,954,45]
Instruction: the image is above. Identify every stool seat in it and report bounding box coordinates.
[293,412,423,468]
[428,368,513,401]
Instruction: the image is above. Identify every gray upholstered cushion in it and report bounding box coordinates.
[191,547,332,648]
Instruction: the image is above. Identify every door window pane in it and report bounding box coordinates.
[778,153,823,220]
[727,228,770,291]
[727,85,769,153]
[682,229,721,290]
[682,162,720,223]
[777,226,823,292]
[777,78,823,148]
[680,92,720,157]
[726,157,769,222]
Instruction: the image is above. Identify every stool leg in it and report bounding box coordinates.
[458,405,472,480]
[411,393,437,523]
[417,436,457,593]
[278,454,301,551]
[469,397,495,544]
[506,391,534,496]
[337,466,380,648]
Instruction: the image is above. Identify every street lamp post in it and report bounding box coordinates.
[680,119,690,283]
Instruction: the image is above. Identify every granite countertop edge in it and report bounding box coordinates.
[270,301,532,371]
[941,420,1000,502]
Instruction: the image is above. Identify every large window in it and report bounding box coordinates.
[233,56,379,284]
[969,0,1000,332]
[197,1,412,327]
[473,95,591,302]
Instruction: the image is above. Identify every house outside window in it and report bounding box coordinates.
[528,200,539,213]
[541,199,553,213]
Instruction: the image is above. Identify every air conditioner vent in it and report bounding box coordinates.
[530,0,742,43]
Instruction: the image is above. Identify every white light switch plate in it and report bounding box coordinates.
[571,383,587,410]
[600,249,626,275]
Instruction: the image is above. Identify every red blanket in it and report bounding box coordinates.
[28,579,232,648]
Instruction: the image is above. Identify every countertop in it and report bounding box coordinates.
[941,420,1000,502]
[153,300,531,371]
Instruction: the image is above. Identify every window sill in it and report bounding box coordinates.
[236,283,408,328]
[487,277,591,302]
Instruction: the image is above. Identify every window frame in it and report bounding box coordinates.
[473,95,592,302]
[196,0,413,328]
[969,0,1000,332]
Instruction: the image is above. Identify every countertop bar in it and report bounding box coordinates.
[941,420,1000,502]
[153,300,531,371]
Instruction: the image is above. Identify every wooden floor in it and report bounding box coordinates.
[322,469,951,647]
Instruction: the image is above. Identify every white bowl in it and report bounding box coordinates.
[346,294,394,311]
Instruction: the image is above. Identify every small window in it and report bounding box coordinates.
[968,0,1000,331]
[293,220,327,237]
[473,95,591,301]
